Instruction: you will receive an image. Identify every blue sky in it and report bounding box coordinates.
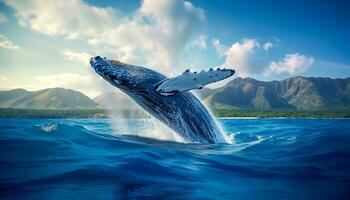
[0,0,349,97]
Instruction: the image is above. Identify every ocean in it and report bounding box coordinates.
[0,118,349,199]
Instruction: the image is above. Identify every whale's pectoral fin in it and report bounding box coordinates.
[155,67,235,96]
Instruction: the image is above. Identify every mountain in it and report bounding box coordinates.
[0,89,30,106]
[1,76,349,110]
[201,76,350,110]
[0,88,98,109]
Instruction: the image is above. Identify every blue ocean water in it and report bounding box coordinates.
[0,118,350,200]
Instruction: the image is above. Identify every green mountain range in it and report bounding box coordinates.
[201,76,350,110]
[0,88,98,109]
[0,77,349,110]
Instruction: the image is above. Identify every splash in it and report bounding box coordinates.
[101,90,229,144]
[100,92,185,143]
[105,92,231,144]
[109,115,185,143]
[38,123,58,133]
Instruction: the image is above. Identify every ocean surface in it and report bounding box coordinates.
[0,118,350,199]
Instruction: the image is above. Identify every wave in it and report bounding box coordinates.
[1,118,350,199]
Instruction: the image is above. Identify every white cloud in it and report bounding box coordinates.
[62,49,91,65]
[98,0,205,71]
[3,0,119,39]
[5,0,206,73]
[215,39,312,78]
[263,42,273,50]
[0,34,20,49]
[212,38,228,57]
[221,38,260,77]
[0,12,7,24]
[264,53,314,76]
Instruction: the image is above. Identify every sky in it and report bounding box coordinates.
[0,0,349,97]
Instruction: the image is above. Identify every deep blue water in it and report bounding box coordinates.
[0,118,350,199]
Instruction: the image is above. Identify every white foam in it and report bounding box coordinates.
[39,123,58,133]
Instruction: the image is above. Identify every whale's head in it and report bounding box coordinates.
[90,56,165,92]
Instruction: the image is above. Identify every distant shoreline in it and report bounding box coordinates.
[216,116,350,119]
[212,108,350,118]
[0,108,349,119]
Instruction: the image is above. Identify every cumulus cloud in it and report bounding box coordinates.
[0,12,7,24]
[0,34,20,49]
[214,38,312,78]
[3,0,119,39]
[98,0,205,71]
[264,53,314,75]
[263,42,273,50]
[5,0,206,73]
[62,49,91,65]
[221,38,260,77]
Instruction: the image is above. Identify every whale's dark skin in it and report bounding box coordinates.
[90,56,226,143]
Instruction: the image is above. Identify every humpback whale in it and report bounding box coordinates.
[90,56,235,143]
